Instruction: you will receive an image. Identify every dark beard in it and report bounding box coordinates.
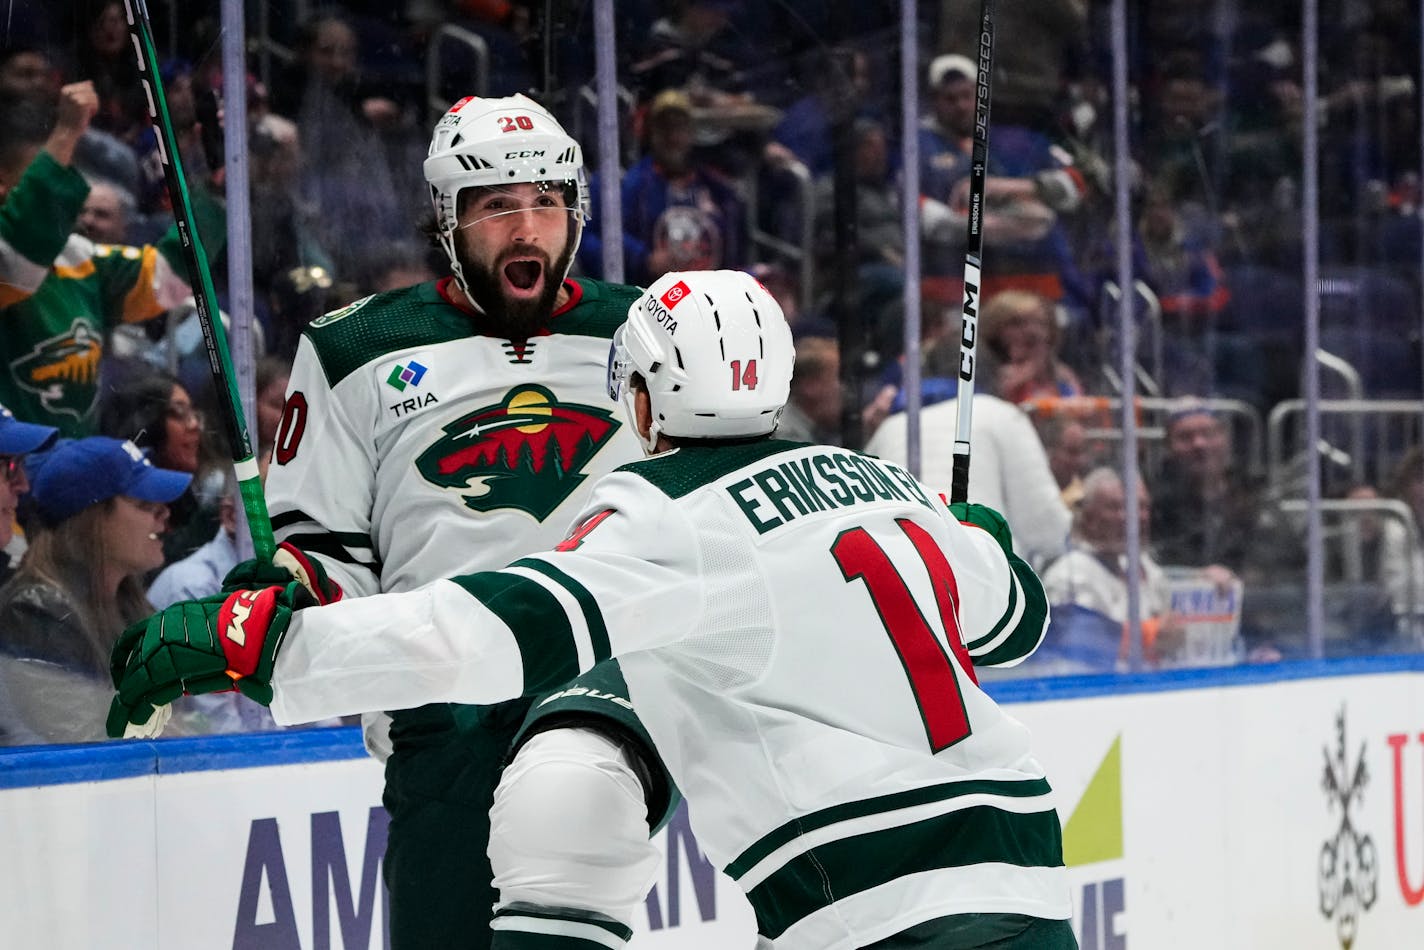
[459,243,574,340]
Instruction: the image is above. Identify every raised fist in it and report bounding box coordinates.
[55,81,100,136]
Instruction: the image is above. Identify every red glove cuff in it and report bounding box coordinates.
[276,541,343,605]
[217,586,284,677]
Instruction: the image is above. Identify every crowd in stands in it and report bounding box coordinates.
[0,0,1420,742]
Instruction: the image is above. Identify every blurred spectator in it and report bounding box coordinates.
[760,45,880,264]
[0,437,190,745]
[916,55,1092,315]
[0,43,141,205]
[1149,404,1253,569]
[1140,51,1224,213]
[1381,447,1424,631]
[71,0,148,146]
[777,337,843,446]
[918,54,978,221]
[1149,401,1289,659]
[0,406,59,587]
[1036,467,1182,672]
[768,46,874,179]
[750,260,830,339]
[1036,414,1095,511]
[1318,29,1419,230]
[581,88,746,286]
[416,1,537,100]
[0,84,189,437]
[0,45,63,102]
[75,175,133,244]
[980,289,1085,404]
[247,112,337,357]
[269,12,423,283]
[97,368,221,566]
[864,393,1071,569]
[1325,482,1401,648]
[862,300,966,437]
[147,469,241,611]
[812,116,907,361]
[356,240,439,298]
[124,59,222,243]
[1132,180,1229,326]
[627,0,776,108]
[936,0,1088,131]
[255,356,293,456]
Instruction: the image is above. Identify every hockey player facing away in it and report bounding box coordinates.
[120,95,679,949]
[112,270,1078,949]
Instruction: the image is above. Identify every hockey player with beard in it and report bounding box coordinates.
[113,270,1078,949]
[114,95,677,949]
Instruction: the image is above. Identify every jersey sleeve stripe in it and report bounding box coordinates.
[738,803,1065,941]
[965,567,1021,652]
[511,557,613,665]
[491,905,633,947]
[500,564,598,673]
[0,233,48,294]
[974,559,1050,667]
[725,776,1051,880]
[274,532,381,572]
[451,570,582,695]
[270,510,374,548]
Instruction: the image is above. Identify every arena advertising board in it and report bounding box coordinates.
[1,663,1422,949]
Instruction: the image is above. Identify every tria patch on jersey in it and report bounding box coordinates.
[10,320,102,418]
[414,384,620,520]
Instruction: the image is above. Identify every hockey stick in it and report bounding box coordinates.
[123,0,274,560]
[950,0,995,505]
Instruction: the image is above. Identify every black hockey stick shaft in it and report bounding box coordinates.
[951,0,995,505]
[123,0,274,560]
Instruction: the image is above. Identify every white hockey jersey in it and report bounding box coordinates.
[265,276,645,754]
[271,439,1070,948]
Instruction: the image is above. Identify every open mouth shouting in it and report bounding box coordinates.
[502,255,547,300]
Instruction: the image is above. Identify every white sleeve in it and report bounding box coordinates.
[270,473,703,724]
[992,401,1071,568]
[937,505,1051,668]
[862,413,906,464]
[265,336,382,598]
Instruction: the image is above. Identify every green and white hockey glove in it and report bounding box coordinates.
[948,501,1015,556]
[106,581,311,738]
[222,541,343,604]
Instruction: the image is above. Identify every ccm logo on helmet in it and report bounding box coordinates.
[505,149,546,159]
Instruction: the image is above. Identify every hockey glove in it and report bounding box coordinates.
[948,501,1015,556]
[105,582,312,738]
[222,541,343,604]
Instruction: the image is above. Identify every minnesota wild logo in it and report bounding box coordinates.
[10,320,103,418]
[415,384,620,519]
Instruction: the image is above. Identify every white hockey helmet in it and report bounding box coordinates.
[608,270,794,453]
[424,94,589,294]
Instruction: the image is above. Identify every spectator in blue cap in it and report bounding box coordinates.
[0,436,190,745]
[0,404,59,587]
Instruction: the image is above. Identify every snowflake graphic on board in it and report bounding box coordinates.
[1319,706,1378,949]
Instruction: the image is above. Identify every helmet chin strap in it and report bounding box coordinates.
[621,387,663,456]
[642,419,664,455]
[439,230,476,306]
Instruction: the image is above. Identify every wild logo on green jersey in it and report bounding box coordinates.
[415,384,620,520]
[10,320,103,418]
